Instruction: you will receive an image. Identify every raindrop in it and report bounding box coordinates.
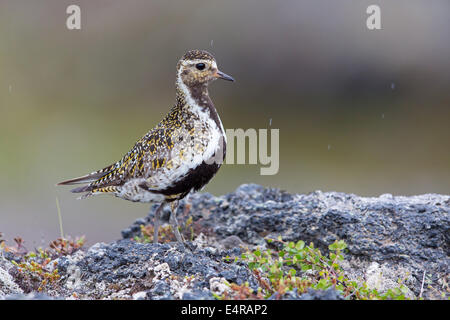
[210,40,214,47]
[269,118,272,126]
[391,83,395,90]
[8,85,12,93]
[327,144,331,151]
[381,113,385,119]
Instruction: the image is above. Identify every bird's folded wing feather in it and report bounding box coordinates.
[58,126,175,193]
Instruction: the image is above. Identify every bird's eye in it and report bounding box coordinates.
[195,63,206,70]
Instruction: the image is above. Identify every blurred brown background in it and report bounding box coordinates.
[0,0,449,246]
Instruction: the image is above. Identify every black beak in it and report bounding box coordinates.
[215,70,235,82]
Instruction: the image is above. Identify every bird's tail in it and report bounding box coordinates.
[57,163,116,195]
[57,171,105,186]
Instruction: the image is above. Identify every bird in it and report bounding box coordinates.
[58,50,234,245]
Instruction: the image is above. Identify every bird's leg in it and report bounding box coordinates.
[169,200,185,244]
[153,202,166,244]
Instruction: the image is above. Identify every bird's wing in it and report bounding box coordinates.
[58,125,175,194]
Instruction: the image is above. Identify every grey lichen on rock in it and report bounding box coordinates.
[1,184,449,300]
[122,184,449,299]
[0,255,23,297]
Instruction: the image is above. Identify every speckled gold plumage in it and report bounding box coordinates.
[69,103,208,199]
[58,50,234,244]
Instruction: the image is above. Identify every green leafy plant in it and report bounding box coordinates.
[48,236,85,257]
[221,238,412,300]
[134,210,211,244]
[134,218,196,244]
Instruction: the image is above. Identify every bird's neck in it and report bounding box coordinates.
[175,79,211,110]
[175,77,224,134]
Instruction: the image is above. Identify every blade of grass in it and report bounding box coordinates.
[55,197,65,239]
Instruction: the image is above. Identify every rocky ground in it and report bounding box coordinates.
[1,184,449,299]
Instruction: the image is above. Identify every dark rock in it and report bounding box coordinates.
[122,184,448,299]
[220,235,244,249]
[297,288,344,300]
[150,280,171,296]
[2,292,60,300]
[52,237,256,299]
[182,290,214,300]
[3,184,448,300]
[270,288,344,300]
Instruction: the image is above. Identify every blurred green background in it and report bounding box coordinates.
[1,0,449,246]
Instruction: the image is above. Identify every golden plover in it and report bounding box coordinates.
[58,50,234,244]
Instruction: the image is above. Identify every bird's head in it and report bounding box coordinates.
[176,50,234,87]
